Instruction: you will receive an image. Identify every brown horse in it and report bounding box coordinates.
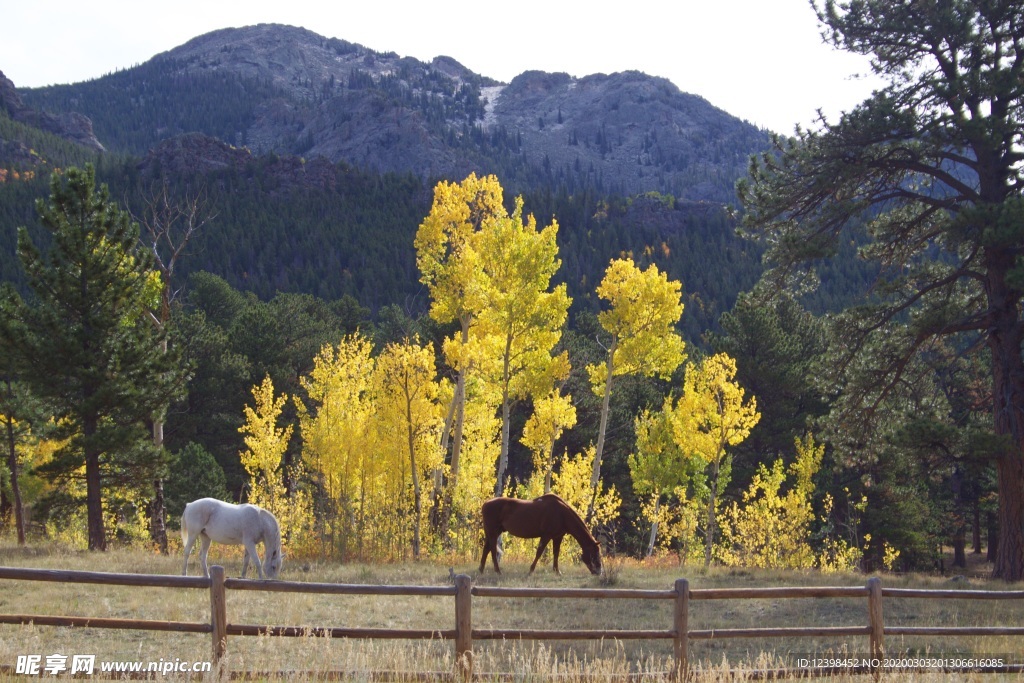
[479,494,602,575]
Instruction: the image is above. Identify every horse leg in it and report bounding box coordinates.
[181,528,196,577]
[198,534,213,578]
[244,541,264,579]
[181,531,197,576]
[491,532,504,574]
[241,548,250,579]
[479,536,491,573]
[530,537,551,574]
[552,536,563,575]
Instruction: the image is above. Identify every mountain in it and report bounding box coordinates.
[18,24,770,203]
[0,70,104,153]
[0,69,105,182]
[1,23,781,338]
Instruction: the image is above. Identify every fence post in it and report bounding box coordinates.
[209,565,227,665]
[454,574,473,681]
[673,578,689,681]
[867,577,883,680]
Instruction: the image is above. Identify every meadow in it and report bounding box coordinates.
[0,540,1021,681]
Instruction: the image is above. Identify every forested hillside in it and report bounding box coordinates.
[0,138,762,340]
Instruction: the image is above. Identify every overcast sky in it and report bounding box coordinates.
[1,0,885,135]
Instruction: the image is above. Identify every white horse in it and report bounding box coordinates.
[181,498,282,580]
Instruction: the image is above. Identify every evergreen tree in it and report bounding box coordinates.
[0,286,39,545]
[163,442,229,525]
[738,0,1024,580]
[711,293,829,486]
[8,166,185,550]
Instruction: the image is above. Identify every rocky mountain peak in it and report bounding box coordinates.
[155,23,491,103]
[13,23,770,202]
[0,70,104,153]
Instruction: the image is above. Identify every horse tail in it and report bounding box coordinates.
[180,500,198,543]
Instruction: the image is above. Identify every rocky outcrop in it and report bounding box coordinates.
[138,132,340,193]
[0,70,104,152]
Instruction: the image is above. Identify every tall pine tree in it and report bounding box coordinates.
[739,0,1024,580]
[9,166,185,550]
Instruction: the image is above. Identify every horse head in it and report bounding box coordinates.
[582,541,603,576]
[265,546,283,579]
[260,509,284,579]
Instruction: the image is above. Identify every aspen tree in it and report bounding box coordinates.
[372,338,444,559]
[476,197,570,496]
[521,390,577,495]
[586,258,685,522]
[415,174,501,503]
[297,335,375,557]
[629,401,704,557]
[239,375,309,543]
[671,353,760,567]
[720,433,822,569]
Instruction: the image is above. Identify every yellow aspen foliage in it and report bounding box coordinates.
[882,541,901,571]
[586,257,686,521]
[817,490,868,573]
[720,433,822,569]
[0,416,46,502]
[414,173,505,494]
[240,375,292,508]
[476,196,572,496]
[239,375,309,546]
[668,486,709,564]
[552,446,621,538]
[629,402,706,557]
[586,258,686,394]
[630,401,688,498]
[446,394,501,554]
[670,353,760,567]
[521,389,577,496]
[414,172,502,326]
[15,423,77,545]
[297,334,376,558]
[507,445,621,565]
[638,487,706,564]
[371,338,445,559]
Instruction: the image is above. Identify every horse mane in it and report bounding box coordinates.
[259,508,282,550]
[541,494,598,547]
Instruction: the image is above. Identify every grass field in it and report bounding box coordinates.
[0,540,1021,681]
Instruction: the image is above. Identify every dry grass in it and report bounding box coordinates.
[0,541,1021,681]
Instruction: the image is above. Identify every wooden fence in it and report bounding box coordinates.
[0,565,1022,680]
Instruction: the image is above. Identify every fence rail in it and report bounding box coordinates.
[1,565,1021,680]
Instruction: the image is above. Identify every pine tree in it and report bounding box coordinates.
[738,0,1024,580]
[9,166,184,550]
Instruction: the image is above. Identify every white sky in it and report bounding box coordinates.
[1,0,884,135]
